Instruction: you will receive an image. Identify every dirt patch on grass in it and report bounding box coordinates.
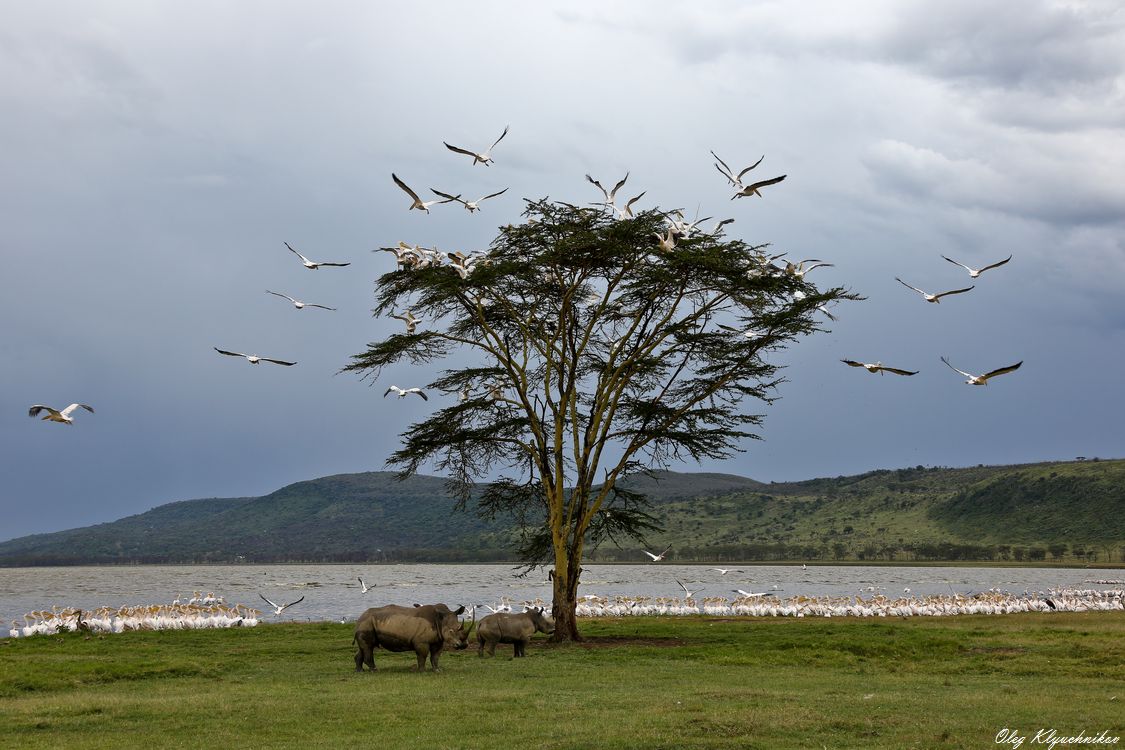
[545,636,686,649]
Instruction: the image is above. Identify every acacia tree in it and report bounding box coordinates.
[346,198,855,641]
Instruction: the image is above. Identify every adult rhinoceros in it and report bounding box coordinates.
[477,607,555,657]
[353,603,473,672]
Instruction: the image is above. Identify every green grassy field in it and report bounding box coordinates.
[2,614,1122,749]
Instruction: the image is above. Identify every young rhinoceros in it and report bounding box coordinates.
[476,607,555,658]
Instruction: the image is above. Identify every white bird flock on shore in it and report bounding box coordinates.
[8,600,259,637]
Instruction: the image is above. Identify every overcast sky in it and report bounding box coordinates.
[2,1,1123,541]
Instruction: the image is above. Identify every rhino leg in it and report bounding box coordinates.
[477,635,485,657]
[487,640,497,657]
[514,639,528,658]
[413,644,429,672]
[429,645,443,672]
[354,635,376,672]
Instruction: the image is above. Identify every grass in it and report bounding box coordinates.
[2,614,1123,748]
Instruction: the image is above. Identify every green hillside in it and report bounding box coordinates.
[0,460,1121,565]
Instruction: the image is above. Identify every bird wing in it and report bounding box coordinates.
[383,386,398,398]
[259,357,296,366]
[259,594,280,609]
[316,261,350,267]
[624,191,646,209]
[940,255,973,272]
[479,187,509,202]
[895,277,927,296]
[608,172,629,200]
[981,361,1022,380]
[710,150,734,180]
[932,285,975,299]
[881,367,919,376]
[60,403,94,417]
[430,188,463,204]
[305,303,337,311]
[392,173,422,202]
[841,359,866,368]
[285,242,310,264]
[585,174,609,201]
[676,579,689,594]
[214,348,249,359]
[979,254,1013,272]
[642,550,658,560]
[940,356,973,379]
[282,596,305,609]
[410,389,429,401]
[488,124,509,151]
[743,174,786,192]
[735,155,765,179]
[28,405,60,418]
[266,290,297,303]
[443,142,479,158]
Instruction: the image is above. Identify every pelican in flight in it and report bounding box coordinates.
[28,403,94,424]
[940,356,1023,385]
[384,385,428,401]
[711,150,764,189]
[391,310,419,334]
[841,360,918,376]
[265,291,336,311]
[357,577,374,594]
[258,594,304,616]
[731,174,787,199]
[642,546,672,562]
[711,568,740,576]
[785,259,833,279]
[895,277,974,303]
[285,242,350,269]
[443,124,509,166]
[214,347,296,366]
[430,187,508,213]
[941,254,1012,279]
[676,580,704,599]
[392,173,457,213]
[611,191,646,220]
[586,172,630,209]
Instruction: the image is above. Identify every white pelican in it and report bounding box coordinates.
[895,277,974,303]
[265,290,335,311]
[392,173,457,213]
[717,324,766,340]
[431,187,508,213]
[285,242,350,269]
[258,594,304,616]
[940,356,1023,385]
[704,218,735,237]
[711,150,764,189]
[443,125,509,166]
[384,385,428,401]
[731,174,786,199]
[642,546,672,562]
[840,360,918,376]
[676,580,704,599]
[941,254,1012,279]
[733,589,770,598]
[785,259,833,279]
[611,191,646,220]
[214,348,296,366]
[711,568,740,576]
[28,403,94,424]
[586,172,630,209]
[391,310,419,334]
[357,577,374,594]
[654,228,677,253]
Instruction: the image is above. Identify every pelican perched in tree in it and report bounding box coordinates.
[391,310,419,334]
[642,546,672,562]
[265,290,335,311]
[376,242,422,271]
[28,403,94,424]
[940,356,1023,385]
[392,173,457,213]
[285,242,350,269]
[258,594,304,616]
[213,348,296,366]
[443,124,509,166]
[654,228,677,253]
[711,150,764,189]
[895,277,974,303]
[586,172,630,210]
[941,253,1012,279]
[384,385,428,401]
[731,174,786,199]
[841,359,918,376]
[430,187,508,213]
[785,259,834,279]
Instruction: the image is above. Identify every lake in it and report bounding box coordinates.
[1,563,1113,625]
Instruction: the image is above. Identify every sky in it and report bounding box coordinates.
[2,0,1123,541]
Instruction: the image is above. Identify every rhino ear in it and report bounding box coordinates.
[454,605,465,615]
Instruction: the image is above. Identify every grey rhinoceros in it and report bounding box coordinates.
[353,603,473,672]
[476,607,555,658]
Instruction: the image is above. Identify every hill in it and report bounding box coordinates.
[0,460,1121,565]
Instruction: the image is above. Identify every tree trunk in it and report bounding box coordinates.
[549,550,583,642]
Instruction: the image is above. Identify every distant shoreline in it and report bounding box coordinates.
[2,560,1122,569]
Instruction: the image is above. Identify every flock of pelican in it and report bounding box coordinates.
[8,602,260,638]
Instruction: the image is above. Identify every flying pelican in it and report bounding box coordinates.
[384,385,428,401]
[840,360,918,376]
[430,187,508,213]
[265,291,336,311]
[258,594,304,616]
[733,589,771,598]
[285,242,350,270]
[392,173,457,213]
[785,259,834,279]
[676,580,704,599]
[642,546,672,562]
[654,228,677,253]
[391,310,419,334]
[710,568,739,576]
[895,277,974,303]
[611,191,646,220]
[941,253,1013,279]
[357,577,374,594]
[28,403,94,424]
[213,348,296,366]
[711,150,764,189]
[940,356,1023,385]
[731,174,787,199]
[586,172,630,209]
[443,124,509,166]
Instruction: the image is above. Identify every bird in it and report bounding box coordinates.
[431,187,508,213]
[28,403,94,424]
[941,253,1013,279]
[731,174,787,199]
[676,580,704,599]
[443,124,509,166]
[711,150,765,189]
[710,568,739,576]
[391,310,419,334]
[654,228,677,253]
[940,356,1023,385]
[393,173,457,213]
[840,360,918,376]
[258,594,304,616]
[213,348,296,366]
[733,589,770,598]
[610,191,646,220]
[717,324,766,340]
[895,277,974,303]
[384,385,428,401]
[586,173,630,209]
[784,259,833,279]
[285,242,350,269]
[642,546,672,562]
[265,290,336,311]
[357,577,374,594]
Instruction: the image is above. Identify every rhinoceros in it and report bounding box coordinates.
[476,607,555,658]
[353,603,473,672]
